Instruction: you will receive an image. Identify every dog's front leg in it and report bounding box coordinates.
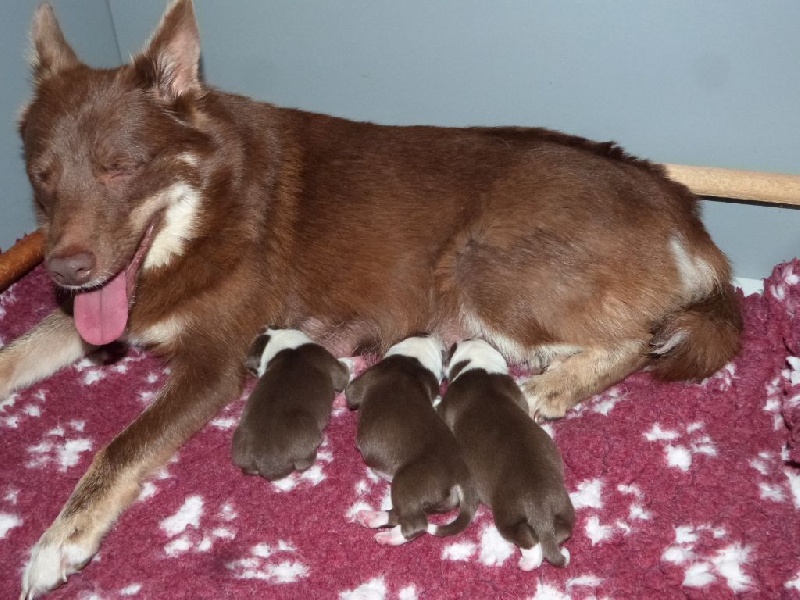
[20,344,243,599]
[0,310,90,398]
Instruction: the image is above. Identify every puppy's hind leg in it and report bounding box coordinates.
[0,310,91,398]
[524,339,647,420]
[20,341,243,599]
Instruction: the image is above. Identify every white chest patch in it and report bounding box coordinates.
[144,183,202,270]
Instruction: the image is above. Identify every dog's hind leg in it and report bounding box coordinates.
[20,341,243,599]
[523,339,647,420]
[0,310,90,398]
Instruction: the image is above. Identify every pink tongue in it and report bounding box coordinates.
[73,270,129,346]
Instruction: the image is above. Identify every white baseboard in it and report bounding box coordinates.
[734,277,764,295]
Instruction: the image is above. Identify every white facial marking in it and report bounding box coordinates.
[255,329,314,377]
[384,336,444,383]
[670,236,717,301]
[144,183,202,270]
[448,339,509,381]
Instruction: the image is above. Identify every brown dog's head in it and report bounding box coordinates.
[20,1,211,345]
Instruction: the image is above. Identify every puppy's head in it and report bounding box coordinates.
[446,339,508,382]
[21,1,212,345]
[384,334,445,384]
[244,327,313,377]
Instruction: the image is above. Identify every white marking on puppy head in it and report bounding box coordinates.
[144,183,202,270]
[254,328,313,377]
[384,335,444,383]
[447,339,508,381]
[670,236,718,301]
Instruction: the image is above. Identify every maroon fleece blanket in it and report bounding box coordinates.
[1,262,799,600]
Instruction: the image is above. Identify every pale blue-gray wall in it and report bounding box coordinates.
[3,1,799,279]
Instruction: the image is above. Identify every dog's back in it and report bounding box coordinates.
[440,340,574,566]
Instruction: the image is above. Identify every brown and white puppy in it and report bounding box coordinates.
[439,340,575,569]
[233,327,349,480]
[345,335,478,545]
[9,0,741,595]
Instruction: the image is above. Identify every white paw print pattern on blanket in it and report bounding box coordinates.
[661,524,753,592]
[568,478,651,546]
[340,576,418,600]
[226,540,310,583]
[0,487,23,542]
[643,421,717,472]
[159,495,237,557]
[25,420,92,471]
[0,389,45,429]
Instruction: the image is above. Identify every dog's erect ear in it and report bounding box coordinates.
[137,0,201,98]
[30,4,81,82]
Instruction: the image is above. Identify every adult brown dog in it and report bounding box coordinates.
[9,0,740,596]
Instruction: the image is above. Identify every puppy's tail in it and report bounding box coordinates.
[649,283,742,381]
[427,483,478,538]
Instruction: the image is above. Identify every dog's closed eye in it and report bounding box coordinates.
[97,162,140,184]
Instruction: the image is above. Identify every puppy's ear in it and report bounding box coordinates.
[29,4,81,82]
[135,0,201,98]
[244,334,270,376]
[344,374,367,410]
[328,358,351,393]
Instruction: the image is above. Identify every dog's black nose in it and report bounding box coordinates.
[47,251,96,286]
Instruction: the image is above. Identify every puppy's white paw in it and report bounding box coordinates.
[20,526,97,599]
[518,544,543,571]
[374,526,408,546]
[355,509,390,529]
[561,546,571,566]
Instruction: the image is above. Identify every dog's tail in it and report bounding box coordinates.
[649,283,742,381]
[427,482,479,538]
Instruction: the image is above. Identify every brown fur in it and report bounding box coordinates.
[232,330,349,480]
[345,349,478,542]
[439,342,575,567]
[11,1,740,595]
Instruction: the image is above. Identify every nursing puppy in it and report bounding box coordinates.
[232,328,350,480]
[345,335,478,545]
[439,340,575,569]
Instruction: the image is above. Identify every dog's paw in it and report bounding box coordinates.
[522,378,570,421]
[20,521,98,599]
[355,509,390,529]
[374,526,408,546]
[518,544,543,571]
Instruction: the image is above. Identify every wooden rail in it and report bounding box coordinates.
[0,165,798,292]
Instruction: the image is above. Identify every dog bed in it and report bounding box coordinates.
[0,255,799,599]
[1,165,799,599]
